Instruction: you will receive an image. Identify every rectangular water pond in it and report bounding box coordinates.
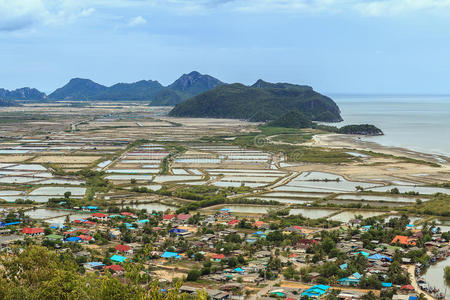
[368,185,449,195]
[328,211,385,223]
[289,208,338,219]
[29,187,86,196]
[334,194,427,203]
[106,175,154,181]
[212,181,266,188]
[220,206,270,214]
[153,175,202,182]
[106,169,159,174]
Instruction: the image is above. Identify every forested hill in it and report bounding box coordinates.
[47,71,223,103]
[0,87,46,101]
[168,80,343,122]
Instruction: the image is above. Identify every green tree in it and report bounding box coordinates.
[186,269,201,281]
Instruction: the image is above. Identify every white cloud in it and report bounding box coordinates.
[1,0,449,32]
[0,0,96,32]
[354,0,450,16]
[128,15,147,27]
[80,7,95,17]
[155,0,450,15]
[0,0,48,31]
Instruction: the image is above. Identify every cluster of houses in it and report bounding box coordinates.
[0,206,448,299]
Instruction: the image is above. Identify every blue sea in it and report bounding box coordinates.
[331,95,450,157]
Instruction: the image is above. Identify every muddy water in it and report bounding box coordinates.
[422,256,450,297]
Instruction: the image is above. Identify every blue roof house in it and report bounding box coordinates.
[0,221,20,226]
[354,251,369,257]
[338,273,362,286]
[65,236,81,243]
[301,285,330,298]
[84,262,105,270]
[161,251,181,259]
[110,255,128,263]
[368,254,392,261]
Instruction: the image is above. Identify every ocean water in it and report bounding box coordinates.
[332,95,450,157]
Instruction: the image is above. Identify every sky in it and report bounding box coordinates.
[1,0,450,94]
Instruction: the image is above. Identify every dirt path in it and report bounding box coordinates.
[248,279,281,300]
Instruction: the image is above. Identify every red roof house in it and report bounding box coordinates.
[22,227,44,235]
[92,213,108,219]
[78,235,93,241]
[391,235,416,246]
[227,219,239,226]
[115,244,131,252]
[211,254,225,260]
[177,214,192,221]
[163,214,175,220]
[105,264,125,272]
[252,221,265,228]
[296,239,318,249]
[400,285,414,290]
[121,212,134,217]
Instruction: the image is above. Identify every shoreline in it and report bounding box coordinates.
[307,133,450,166]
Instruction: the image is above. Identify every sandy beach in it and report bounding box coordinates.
[308,133,450,165]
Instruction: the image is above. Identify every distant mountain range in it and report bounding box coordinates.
[0,87,47,101]
[47,71,223,104]
[169,80,343,122]
[0,73,343,122]
[0,71,223,105]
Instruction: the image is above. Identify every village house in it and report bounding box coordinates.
[91,213,108,222]
[22,227,44,236]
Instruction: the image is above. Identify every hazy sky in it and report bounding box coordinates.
[1,0,450,94]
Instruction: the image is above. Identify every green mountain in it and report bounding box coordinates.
[47,71,223,103]
[0,87,46,101]
[169,80,343,122]
[151,89,183,106]
[151,71,224,105]
[267,111,313,128]
[48,78,108,100]
[95,80,163,101]
[168,71,223,97]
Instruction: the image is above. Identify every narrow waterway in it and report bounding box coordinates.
[423,256,450,299]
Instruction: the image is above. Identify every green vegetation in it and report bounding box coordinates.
[404,194,450,216]
[316,124,383,136]
[266,111,382,136]
[161,145,185,174]
[232,126,355,164]
[338,124,383,135]
[0,245,206,300]
[271,133,314,144]
[267,111,313,128]
[356,149,441,167]
[169,80,342,122]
